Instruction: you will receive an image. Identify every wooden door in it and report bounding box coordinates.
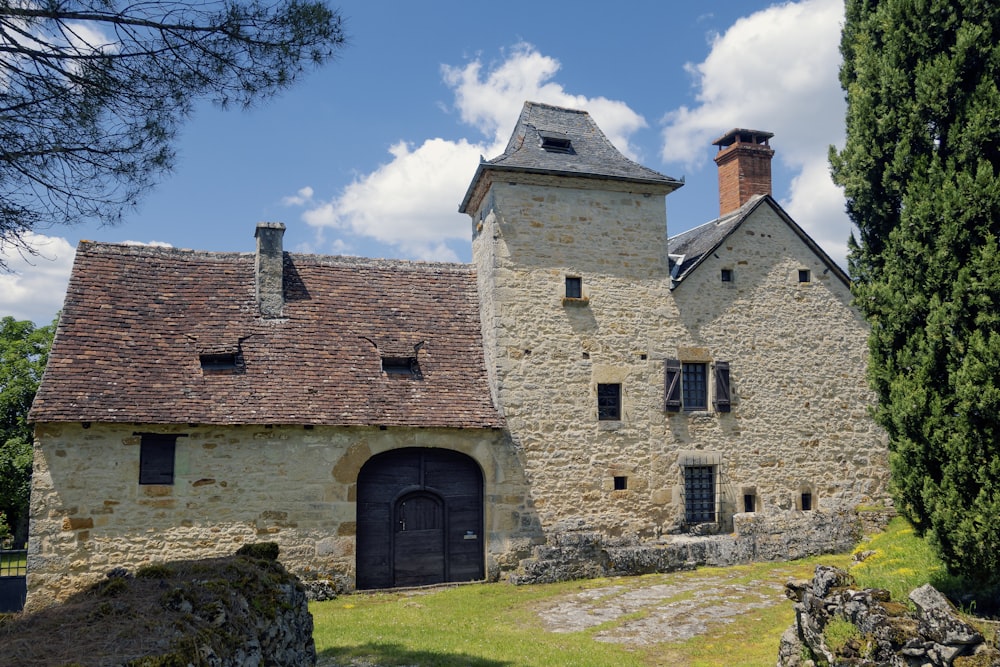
[356,448,484,589]
[393,492,445,586]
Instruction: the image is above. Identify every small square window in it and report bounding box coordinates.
[720,268,733,282]
[597,383,621,421]
[565,276,582,299]
[613,476,628,491]
[798,269,811,283]
[139,434,176,485]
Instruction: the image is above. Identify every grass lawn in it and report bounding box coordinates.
[312,554,854,667]
[312,518,993,667]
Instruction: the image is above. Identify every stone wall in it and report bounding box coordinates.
[472,175,889,545]
[509,509,862,586]
[778,565,1000,666]
[28,421,532,608]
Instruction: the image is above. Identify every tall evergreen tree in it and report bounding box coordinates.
[832,0,1000,583]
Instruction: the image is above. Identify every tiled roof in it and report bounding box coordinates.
[30,242,502,428]
[667,195,850,287]
[460,102,682,212]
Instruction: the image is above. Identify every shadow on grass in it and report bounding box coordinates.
[318,643,511,667]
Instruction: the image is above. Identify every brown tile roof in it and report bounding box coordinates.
[30,242,502,428]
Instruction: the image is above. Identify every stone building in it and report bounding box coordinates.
[27,102,888,606]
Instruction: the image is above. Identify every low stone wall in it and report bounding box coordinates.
[778,565,1000,666]
[509,509,859,585]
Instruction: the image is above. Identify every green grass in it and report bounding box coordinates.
[850,516,966,603]
[311,555,852,667]
[311,519,1000,667]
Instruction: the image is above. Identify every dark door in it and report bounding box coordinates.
[393,492,445,586]
[356,448,484,589]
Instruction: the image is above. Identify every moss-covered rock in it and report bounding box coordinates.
[0,544,314,666]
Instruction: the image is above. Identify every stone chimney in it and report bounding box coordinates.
[712,129,775,216]
[255,222,285,318]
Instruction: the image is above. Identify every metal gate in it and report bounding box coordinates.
[0,550,27,613]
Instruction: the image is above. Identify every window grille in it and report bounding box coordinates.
[683,465,716,523]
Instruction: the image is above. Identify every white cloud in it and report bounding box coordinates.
[0,233,76,325]
[660,0,850,266]
[293,44,650,261]
[282,186,314,207]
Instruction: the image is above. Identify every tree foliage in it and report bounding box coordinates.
[0,316,55,546]
[832,0,1000,584]
[0,1,345,264]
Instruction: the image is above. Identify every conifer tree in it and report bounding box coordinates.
[832,0,1000,583]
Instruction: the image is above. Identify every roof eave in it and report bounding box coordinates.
[459,163,683,214]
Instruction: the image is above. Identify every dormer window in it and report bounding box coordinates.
[538,130,573,154]
[200,351,240,374]
[382,356,418,376]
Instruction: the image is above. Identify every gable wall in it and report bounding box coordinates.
[669,205,888,516]
[28,422,532,608]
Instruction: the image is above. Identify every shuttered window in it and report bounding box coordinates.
[682,363,708,411]
[665,359,731,413]
[139,434,177,485]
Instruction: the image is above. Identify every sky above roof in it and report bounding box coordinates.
[1,0,850,325]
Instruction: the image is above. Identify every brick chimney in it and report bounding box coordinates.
[712,129,775,217]
[255,222,285,318]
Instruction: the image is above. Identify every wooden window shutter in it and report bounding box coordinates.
[713,361,731,413]
[139,435,177,485]
[664,358,682,412]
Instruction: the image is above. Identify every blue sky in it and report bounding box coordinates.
[1,0,850,325]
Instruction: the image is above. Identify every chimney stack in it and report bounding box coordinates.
[712,129,775,217]
[255,222,285,318]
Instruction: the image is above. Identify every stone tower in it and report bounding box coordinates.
[460,102,687,537]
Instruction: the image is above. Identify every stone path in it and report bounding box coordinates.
[534,569,793,645]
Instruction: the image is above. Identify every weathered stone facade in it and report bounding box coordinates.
[28,101,889,607]
[28,422,529,606]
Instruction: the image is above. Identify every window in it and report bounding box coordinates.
[798,269,811,283]
[665,359,730,413]
[720,268,733,282]
[565,276,582,299]
[682,363,708,411]
[684,466,716,523]
[139,434,177,485]
[200,352,238,373]
[597,383,621,421]
[382,356,418,376]
[743,493,756,513]
[613,476,628,491]
[800,492,813,511]
[538,130,573,153]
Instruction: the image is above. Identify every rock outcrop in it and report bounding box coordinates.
[0,543,315,666]
[778,565,999,667]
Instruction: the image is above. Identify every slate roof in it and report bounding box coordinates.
[30,242,502,428]
[667,194,850,287]
[460,102,682,212]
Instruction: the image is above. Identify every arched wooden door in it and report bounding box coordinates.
[356,448,484,589]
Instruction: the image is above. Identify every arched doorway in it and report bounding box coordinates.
[356,448,484,589]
